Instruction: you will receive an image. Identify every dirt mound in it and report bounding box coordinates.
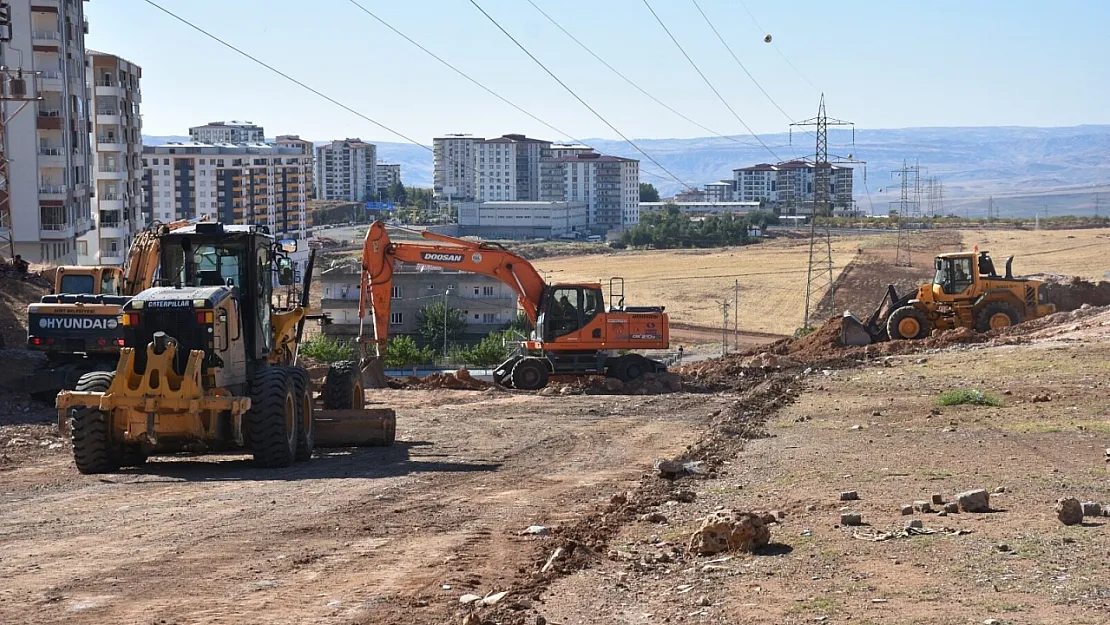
[391,371,491,391]
[1036,275,1110,312]
[540,371,683,396]
[0,271,49,348]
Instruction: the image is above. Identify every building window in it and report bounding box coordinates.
[482,313,497,324]
[391,286,402,299]
[483,286,495,296]
[389,312,403,325]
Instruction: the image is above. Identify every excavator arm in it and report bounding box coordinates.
[358,221,546,354]
[121,219,197,295]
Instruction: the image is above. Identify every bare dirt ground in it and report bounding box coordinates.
[3,281,1110,625]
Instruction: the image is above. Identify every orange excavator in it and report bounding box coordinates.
[358,221,670,389]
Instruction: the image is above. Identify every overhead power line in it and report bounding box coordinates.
[467,0,696,192]
[344,0,579,144]
[523,0,761,148]
[641,0,781,162]
[736,0,818,92]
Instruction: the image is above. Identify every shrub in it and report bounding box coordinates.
[937,389,1001,407]
[300,336,354,362]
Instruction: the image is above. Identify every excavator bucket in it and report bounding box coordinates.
[840,312,875,347]
[361,356,388,389]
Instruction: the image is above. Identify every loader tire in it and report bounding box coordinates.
[324,360,363,410]
[247,367,297,468]
[886,306,930,340]
[287,366,315,461]
[511,358,549,390]
[975,301,1020,333]
[68,371,121,474]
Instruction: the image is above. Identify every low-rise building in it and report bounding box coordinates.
[704,181,735,203]
[640,201,760,215]
[319,261,516,342]
[457,201,588,239]
[189,120,264,144]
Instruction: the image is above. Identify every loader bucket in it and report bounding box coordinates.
[840,312,874,347]
[314,408,397,447]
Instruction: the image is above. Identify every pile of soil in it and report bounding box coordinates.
[540,371,683,396]
[1035,275,1110,312]
[0,270,49,348]
[390,370,491,391]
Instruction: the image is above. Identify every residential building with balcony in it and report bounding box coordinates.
[433,134,481,201]
[1,0,93,263]
[315,138,376,202]
[142,141,313,241]
[375,163,400,193]
[319,260,516,343]
[539,152,640,230]
[78,50,143,266]
[732,161,854,214]
[474,134,551,203]
[273,134,315,203]
[457,200,588,240]
[704,180,735,203]
[189,120,264,144]
[733,163,777,203]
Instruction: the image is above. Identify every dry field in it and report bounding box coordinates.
[535,228,1110,337]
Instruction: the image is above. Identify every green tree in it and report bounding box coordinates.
[454,331,513,368]
[416,299,468,355]
[639,182,660,203]
[389,181,407,206]
[507,311,533,335]
[299,336,354,363]
[384,335,434,374]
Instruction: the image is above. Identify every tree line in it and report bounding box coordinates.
[614,205,780,249]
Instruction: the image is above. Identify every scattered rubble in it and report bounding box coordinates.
[688,509,771,555]
[1081,501,1102,517]
[839,490,859,501]
[840,512,863,526]
[957,489,991,513]
[1055,497,1084,526]
[391,371,491,391]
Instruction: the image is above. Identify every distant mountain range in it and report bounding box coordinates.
[144,125,1110,217]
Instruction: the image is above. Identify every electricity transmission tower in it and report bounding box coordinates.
[889,161,918,267]
[792,94,854,330]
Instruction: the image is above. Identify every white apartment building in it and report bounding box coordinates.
[189,120,264,144]
[733,163,776,203]
[542,143,594,160]
[433,134,481,200]
[474,134,551,202]
[375,163,400,193]
[142,142,312,242]
[1,0,93,263]
[273,134,315,201]
[733,161,854,213]
[315,138,376,202]
[78,51,143,266]
[457,201,588,239]
[704,181,734,203]
[540,152,640,230]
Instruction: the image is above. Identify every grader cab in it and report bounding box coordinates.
[55,223,394,474]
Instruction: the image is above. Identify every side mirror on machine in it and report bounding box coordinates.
[277,257,295,286]
[278,239,298,253]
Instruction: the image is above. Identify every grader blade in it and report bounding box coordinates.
[314,408,396,447]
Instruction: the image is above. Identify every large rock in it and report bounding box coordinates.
[1056,497,1083,526]
[957,489,990,513]
[688,509,770,555]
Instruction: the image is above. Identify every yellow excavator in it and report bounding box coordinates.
[841,249,1056,345]
[55,223,394,473]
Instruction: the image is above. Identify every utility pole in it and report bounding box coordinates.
[0,8,40,261]
[987,196,994,222]
[792,94,854,330]
[716,298,730,357]
[733,279,739,351]
[1095,192,1100,218]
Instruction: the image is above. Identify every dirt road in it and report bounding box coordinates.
[0,390,727,625]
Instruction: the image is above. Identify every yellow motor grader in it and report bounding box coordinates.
[841,249,1056,345]
[55,223,394,473]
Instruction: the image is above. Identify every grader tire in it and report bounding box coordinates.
[69,371,121,475]
[975,301,1020,333]
[287,366,315,461]
[324,360,364,410]
[247,367,297,468]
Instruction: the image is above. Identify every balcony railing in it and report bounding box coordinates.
[39,147,63,156]
[96,109,120,116]
[40,70,62,79]
[32,30,61,40]
[41,222,69,231]
[39,109,61,118]
[96,136,122,145]
[39,185,66,194]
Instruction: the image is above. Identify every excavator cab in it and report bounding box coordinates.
[538,284,605,342]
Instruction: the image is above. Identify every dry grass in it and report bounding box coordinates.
[963,228,1110,281]
[533,237,865,336]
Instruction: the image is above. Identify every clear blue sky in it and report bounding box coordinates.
[87,0,1110,144]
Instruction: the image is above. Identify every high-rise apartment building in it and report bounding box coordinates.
[1,0,93,263]
[77,51,143,266]
[142,142,312,241]
[375,163,400,193]
[189,120,265,145]
[474,134,551,202]
[732,161,853,212]
[315,138,376,202]
[540,152,640,230]
[273,134,314,203]
[432,134,481,200]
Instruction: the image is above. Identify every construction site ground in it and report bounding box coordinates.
[1,304,1108,624]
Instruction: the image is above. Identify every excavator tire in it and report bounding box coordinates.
[247,367,297,468]
[324,360,364,410]
[886,306,930,340]
[287,366,314,461]
[975,301,1020,333]
[68,371,121,474]
[613,355,649,382]
[511,358,549,390]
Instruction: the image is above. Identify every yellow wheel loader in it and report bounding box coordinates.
[841,250,1056,346]
[55,223,394,474]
